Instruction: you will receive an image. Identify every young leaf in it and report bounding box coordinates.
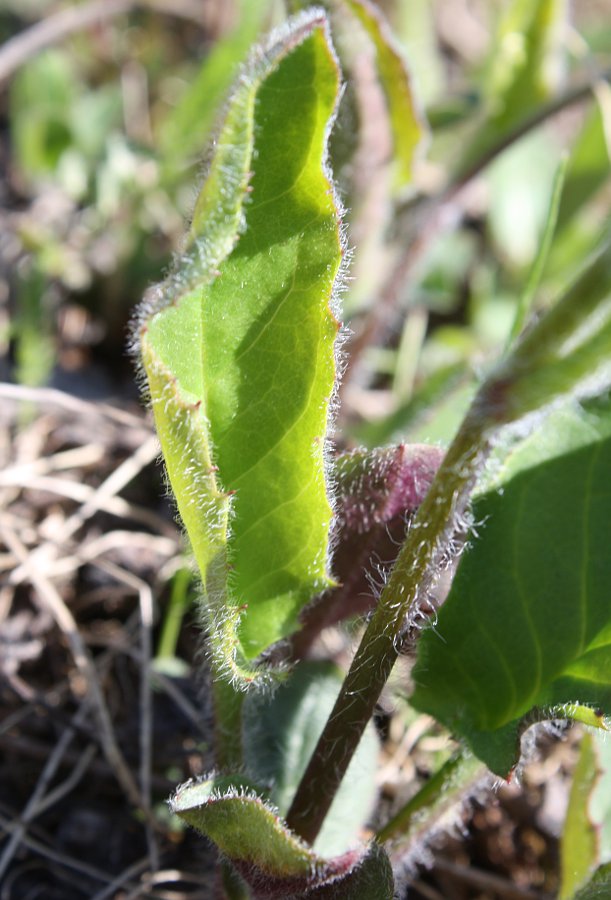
[303,842,394,899]
[284,239,611,842]
[242,661,380,858]
[410,397,611,775]
[554,96,611,238]
[170,774,391,898]
[135,12,344,679]
[292,444,444,657]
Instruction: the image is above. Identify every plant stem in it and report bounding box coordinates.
[220,860,251,900]
[156,566,192,661]
[287,235,611,845]
[211,673,244,771]
[285,410,493,844]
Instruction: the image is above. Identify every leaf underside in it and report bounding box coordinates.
[411,397,611,775]
[137,13,343,670]
[170,774,393,899]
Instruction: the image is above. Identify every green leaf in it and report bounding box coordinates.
[170,774,319,876]
[376,750,485,845]
[455,0,567,178]
[485,0,567,128]
[555,94,611,238]
[340,0,427,194]
[560,733,601,900]
[10,49,78,181]
[158,0,273,181]
[304,842,394,899]
[356,362,471,447]
[136,12,343,674]
[170,774,390,898]
[484,237,611,426]
[242,661,380,858]
[410,397,611,775]
[574,864,611,900]
[548,93,611,280]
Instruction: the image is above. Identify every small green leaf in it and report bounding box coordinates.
[376,750,485,845]
[10,50,78,181]
[484,237,611,426]
[555,94,611,238]
[170,774,389,898]
[170,774,318,876]
[560,733,601,900]
[136,12,344,676]
[356,362,471,447]
[340,0,427,194]
[486,0,567,128]
[242,661,380,858]
[410,397,611,775]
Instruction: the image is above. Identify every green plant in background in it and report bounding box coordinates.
[131,1,611,897]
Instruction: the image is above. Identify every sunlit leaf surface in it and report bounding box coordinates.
[137,12,343,671]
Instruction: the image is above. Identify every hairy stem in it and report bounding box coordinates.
[211,673,244,770]
[287,235,611,844]
[285,410,492,843]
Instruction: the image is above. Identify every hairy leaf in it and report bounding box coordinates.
[574,865,611,900]
[303,842,394,899]
[292,444,444,656]
[411,397,611,775]
[170,774,390,898]
[136,12,343,675]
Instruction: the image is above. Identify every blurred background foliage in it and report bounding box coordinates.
[0,0,609,444]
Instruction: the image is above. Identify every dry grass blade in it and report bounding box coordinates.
[0,703,91,880]
[0,383,149,430]
[0,0,208,86]
[0,810,143,890]
[93,558,159,872]
[0,519,145,812]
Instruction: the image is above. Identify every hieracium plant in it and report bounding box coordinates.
[134,3,611,897]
